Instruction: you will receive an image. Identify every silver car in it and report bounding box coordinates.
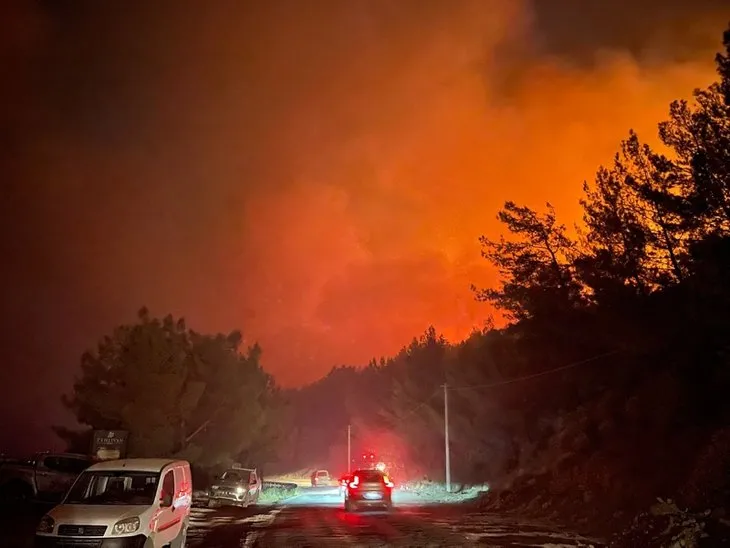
[208,467,261,508]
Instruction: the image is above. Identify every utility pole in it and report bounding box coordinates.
[347,424,352,474]
[443,383,451,492]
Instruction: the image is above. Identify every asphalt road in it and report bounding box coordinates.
[1,487,605,547]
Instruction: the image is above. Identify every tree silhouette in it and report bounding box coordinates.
[473,201,582,321]
[60,307,278,466]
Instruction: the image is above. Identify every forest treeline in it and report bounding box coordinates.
[58,23,730,521]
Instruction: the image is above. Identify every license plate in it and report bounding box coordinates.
[363,492,382,500]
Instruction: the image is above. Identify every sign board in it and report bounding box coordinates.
[91,430,129,461]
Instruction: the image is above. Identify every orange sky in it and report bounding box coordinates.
[1,1,728,441]
[226,4,723,384]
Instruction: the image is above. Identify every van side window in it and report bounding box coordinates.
[179,465,191,491]
[161,470,175,500]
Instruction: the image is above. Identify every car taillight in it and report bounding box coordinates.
[383,475,394,488]
[350,475,359,488]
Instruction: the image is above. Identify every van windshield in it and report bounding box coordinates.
[65,470,159,505]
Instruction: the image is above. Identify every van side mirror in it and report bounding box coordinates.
[160,491,173,508]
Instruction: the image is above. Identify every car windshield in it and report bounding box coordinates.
[221,471,245,482]
[65,470,159,505]
[354,470,385,482]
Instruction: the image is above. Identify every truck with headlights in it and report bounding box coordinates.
[207,464,261,508]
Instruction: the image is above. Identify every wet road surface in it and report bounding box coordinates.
[187,486,604,547]
[1,487,604,547]
[186,505,603,547]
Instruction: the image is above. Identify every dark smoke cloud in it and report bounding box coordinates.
[529,0,728,64]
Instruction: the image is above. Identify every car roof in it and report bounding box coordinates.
[36,452,93,460]
[87,458,185,473]
[352,468,384,474]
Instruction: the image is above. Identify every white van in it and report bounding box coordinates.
[35,458,193,548]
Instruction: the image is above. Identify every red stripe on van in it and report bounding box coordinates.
[158,517,181,532]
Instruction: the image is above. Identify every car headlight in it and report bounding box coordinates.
[36,515,55,534]
[235,486,245,495]
[113,517,140,535]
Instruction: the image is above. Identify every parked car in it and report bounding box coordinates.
[35,458,192,548]
[208,466,261,508]
[0,452,93,503]
[310,469,331,487]
[344,468,394,512]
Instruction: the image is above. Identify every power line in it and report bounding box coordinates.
[381,350,621,428]
[390,388,441,424]
[402,389,441,418]
[447,349,622,392]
